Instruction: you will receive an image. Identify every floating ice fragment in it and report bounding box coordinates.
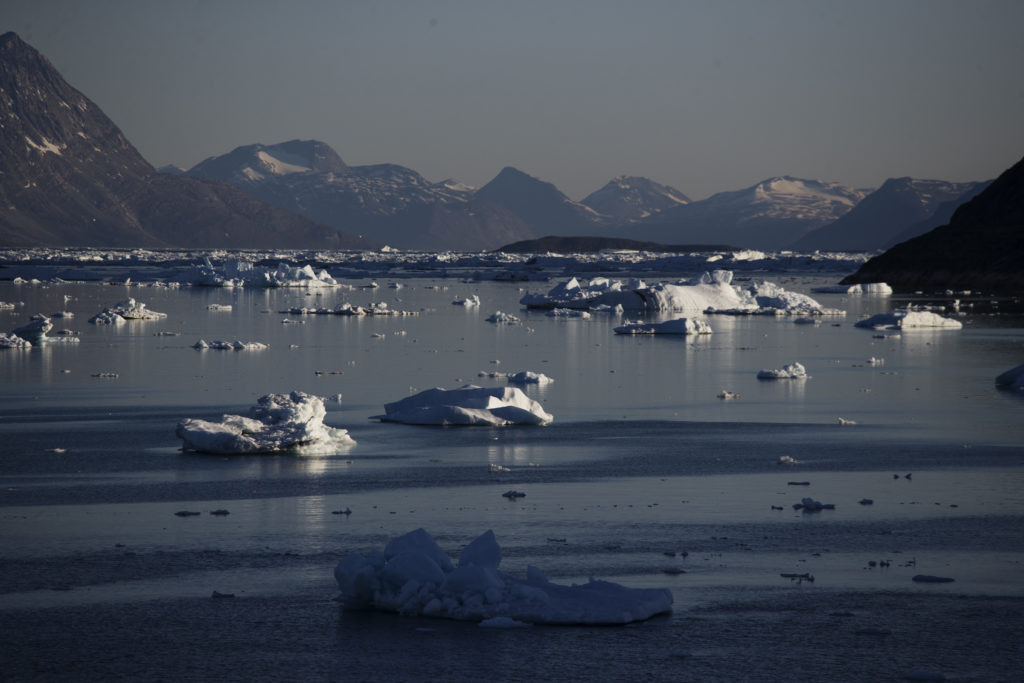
[793,497,834,511]
[811,283,892,295]
[91,298,167,321]
[506,371,554,385]
[778,455,799,465]
[374,386,552,426]
[333,529,673,624]
[614,317,712,335]
[838,417,857,425]
[501,490,526,499]
[0,332,32,348]
[854,308,962,330]
[547,308,591,319]
[486,311,521,324]
[192,339,268,350]
[757,362,808,379]
[452,295,480,307]
[176,391,355,455]
[717,390,740,400]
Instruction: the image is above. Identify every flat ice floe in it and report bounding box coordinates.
[374,385,552,425]
[192,339,269,350]
[175,391,354,454]
[88,298,166,323]
[854,308,963,330]
[757,362,809,379]
[811,283,893,295]
[521,270,842,316]
[614,317,712,335]
[334,529,673,625]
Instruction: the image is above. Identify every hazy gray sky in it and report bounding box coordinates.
[7,0,1024,199]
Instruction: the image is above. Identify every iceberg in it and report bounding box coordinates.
[192,339,269,350]
[89,298,166,323]
[811,283,892,295]
[452,295,480,307]
[854,308,963,330]
[996,364,1024,391]
[11,316,80,344]
[485,311,521,324]
[614,317,712,335]
[520,271,841,316]
[175,391,355,454]
[174,258,339,288]
[506,371,554,385]
[333,529,673,625]
[374,385,553,426]
[757,362,809,379]
[1,332,32,348]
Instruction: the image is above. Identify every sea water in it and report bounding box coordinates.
[1,270,1023,681]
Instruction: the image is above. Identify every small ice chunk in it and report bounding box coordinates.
[192,339,269,350]
[486,311,521,324]
[614,317,712,335]
[757,362,808,379]
[0,332,32,348]
[506,371,554,385]
[452,295,480,307]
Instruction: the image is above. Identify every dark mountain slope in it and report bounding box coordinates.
[841,156,1024,292]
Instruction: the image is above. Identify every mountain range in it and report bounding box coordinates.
[842,155,1023,292]
[0,31,998,257]
[0,32,368,250]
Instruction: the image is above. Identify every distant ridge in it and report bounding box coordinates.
[495,236,739,254]
[0,32,369,249]
[841,155,1024,292]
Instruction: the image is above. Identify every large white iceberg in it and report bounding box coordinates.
[521,271,841,316]
[854,308,963,330]
[334,529,673,625]
[374,385,553,426]
[176,391,355,454]
[614,317,713,335]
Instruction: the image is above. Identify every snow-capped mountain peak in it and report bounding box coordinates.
[580,175,691,222]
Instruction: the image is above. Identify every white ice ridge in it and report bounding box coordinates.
[811,283,893,295]
[996,364,1024,391]
[614,317,712,335]
[175,391,355,455]
[854,308,963,330]
[374,385,553,426]
[757,362,809,379]
[520,270,842,316]
[88,298,166,323]
[174,258,339,288]
[334,529,673,625]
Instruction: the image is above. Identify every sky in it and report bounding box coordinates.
[6,0,1024,200]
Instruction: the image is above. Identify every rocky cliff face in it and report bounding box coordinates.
[0,32,366,249]
[841,156,1024,292]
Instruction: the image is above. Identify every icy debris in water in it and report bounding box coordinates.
[793,316,820,325]
[717,390,740,400]
[780,572,815,582]
[91,372,118,378]
[866,357,884,365]
[506,371,554,385]
[777,455,799,465]
[374,385,553,426]
[176,391,355,455]
[1,332,32,348]
[838,417,857,425]
[90,298,166,322]
[757,362,808,379]
[207,303,233,311]
[192,339,269,350]
[489,464,511,473]
[486,311,521,324]
[452,295,480,306]
[333,528,673,624]
[209,509,230,516]
[793,498,834,511]
[614,317,712,335]
[547,308,591,319]
[811,282,892,295]
[854,308,962,330]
